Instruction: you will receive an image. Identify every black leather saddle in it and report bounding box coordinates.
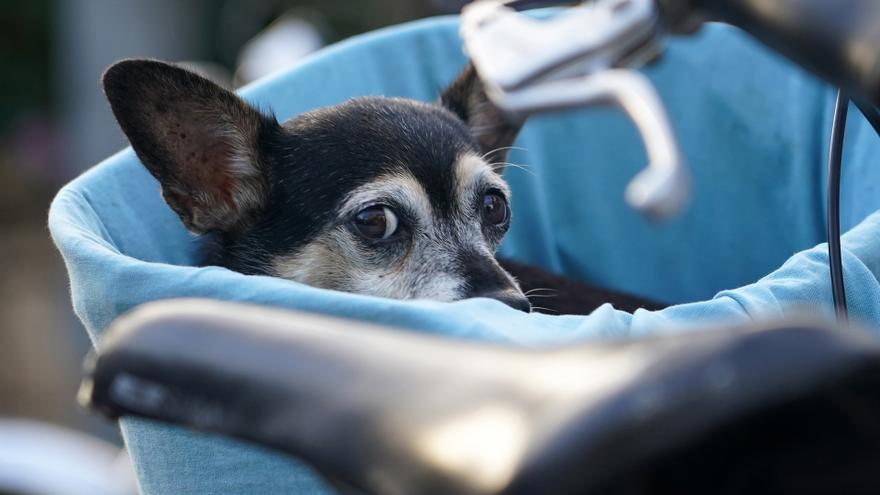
[81,299,880,494]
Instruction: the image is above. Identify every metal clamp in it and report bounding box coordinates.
[461,0,690,219]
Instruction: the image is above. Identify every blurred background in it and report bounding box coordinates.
[0,0,466,476]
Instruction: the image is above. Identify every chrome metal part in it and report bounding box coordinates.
[461,0,690,219]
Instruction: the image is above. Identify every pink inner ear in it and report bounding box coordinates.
[163,117,240,210]
[140,90,265,233]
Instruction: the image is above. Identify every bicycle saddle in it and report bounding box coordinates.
[81,299,880,495]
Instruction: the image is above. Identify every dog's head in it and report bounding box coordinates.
[103,60,530,311]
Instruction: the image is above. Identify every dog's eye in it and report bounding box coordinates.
[481,192,509,226]
[353,205,399,240]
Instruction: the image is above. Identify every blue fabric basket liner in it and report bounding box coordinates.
[49,16,880,494]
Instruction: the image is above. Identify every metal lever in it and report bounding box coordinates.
[461,0,690,219]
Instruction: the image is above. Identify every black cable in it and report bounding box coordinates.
[827,90,848,323]
[503,0,575,10]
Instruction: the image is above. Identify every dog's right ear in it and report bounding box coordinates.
[440,63,525,166]
[102,59,277,234]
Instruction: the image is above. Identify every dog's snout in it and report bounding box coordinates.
[477,290,531,313]
[459,251,530,312]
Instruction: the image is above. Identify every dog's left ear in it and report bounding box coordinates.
[103,59,276,235]
[440,63,524,165]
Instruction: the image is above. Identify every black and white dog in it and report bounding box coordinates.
[103,60,660,314]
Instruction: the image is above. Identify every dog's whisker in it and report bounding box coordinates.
[530,305,559,314]
[524,287,557,296]
[526,294,558,299]
[486,161,531,169]
[488,161,536,177]
[481,145,528,161]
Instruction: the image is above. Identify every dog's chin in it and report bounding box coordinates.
[461,290,532,313]
[394,289,533,314]
[336,274,532,313]
[300,278,532,313]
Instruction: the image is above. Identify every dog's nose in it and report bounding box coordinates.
[480,290,531,313]
[456,251,531,312]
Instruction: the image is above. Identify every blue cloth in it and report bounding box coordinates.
[49,16,880,494]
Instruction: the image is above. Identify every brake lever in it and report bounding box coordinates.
[461,0,690,219]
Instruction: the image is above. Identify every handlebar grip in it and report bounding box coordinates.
[683,0,880,104]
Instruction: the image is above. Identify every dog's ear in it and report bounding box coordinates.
[102,59,276,234]
[440,63,524,166]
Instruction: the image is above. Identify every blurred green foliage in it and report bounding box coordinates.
[0,0,50,135]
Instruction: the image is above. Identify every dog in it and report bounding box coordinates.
[103,59,662,314]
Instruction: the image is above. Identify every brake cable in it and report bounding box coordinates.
[827,90,848,323]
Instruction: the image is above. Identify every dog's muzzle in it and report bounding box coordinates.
[459,252,531,312]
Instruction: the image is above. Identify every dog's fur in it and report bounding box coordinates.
[103,60,663,314]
